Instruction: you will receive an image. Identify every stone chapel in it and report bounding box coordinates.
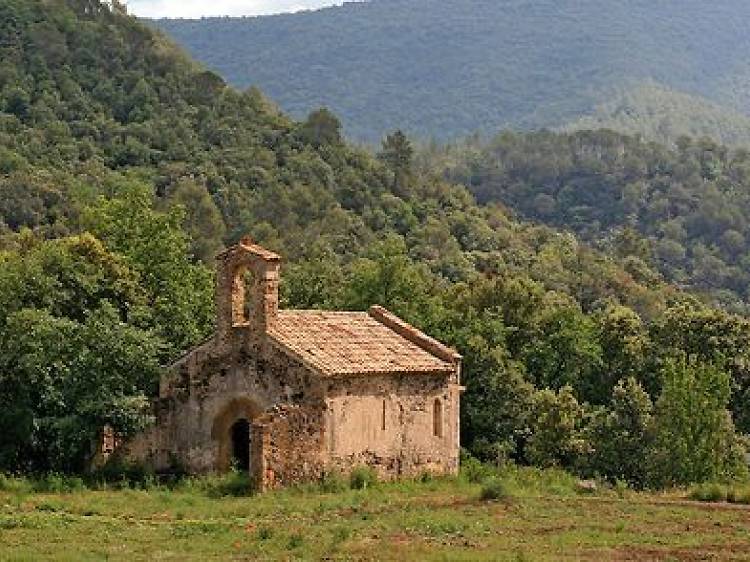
[120,238,463,490]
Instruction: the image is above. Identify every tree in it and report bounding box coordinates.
[585,378,653,487]
[165,179,226,263]
[340,235,443,327]
[593,305,649,404]
[0,305,161,472]
[300,107,342,147]
[526,386,588,468]
[461,352,535,464]
[378,130,414,197]
[647,356,747,488]
[0,233,146,331]
[281,244,345,310]
[522,301,603,399]
[82,183,214,355]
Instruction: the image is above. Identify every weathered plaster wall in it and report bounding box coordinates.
[323,374,461,479]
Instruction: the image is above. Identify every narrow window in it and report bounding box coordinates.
[382,399,387,431]
[433,398,443,438]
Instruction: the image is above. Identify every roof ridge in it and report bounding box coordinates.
[280,309,368,315]
[368,305,462,363]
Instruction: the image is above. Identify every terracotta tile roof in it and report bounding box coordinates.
[267,309,457,377]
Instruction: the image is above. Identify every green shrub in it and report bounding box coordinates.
[614,479,629,499]
[35,501,62,512]
[503,465,578,497]
[418,470,434,483]
[461,456,493,484]
[288,532,304,549]
[0,517,23,530]
[208,470,256,498]
[331,526,352,546]
[92,459,156,489]
[350,466,378,490]
[32,474,86,494]
[0,474,31,494]
[257,526,273,541]
[689,483,728,503]
[728,488,750,504]
[480,477,512,501]
[320,470,347,493]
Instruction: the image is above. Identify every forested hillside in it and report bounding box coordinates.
[426,130,750,314]
[155,0,750,143]
[564,82,750,148]
[0,0,747,490]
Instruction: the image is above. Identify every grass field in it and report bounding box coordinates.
[1,468,749,561]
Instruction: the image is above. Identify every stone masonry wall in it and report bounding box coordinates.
[323,373,461,479]
[253,405,325,490]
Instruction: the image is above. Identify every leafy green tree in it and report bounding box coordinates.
[82,183,214,355]
[281,244,345,310]
[378,130,414,197]
[593,305,649,403]
[299,107,342,147]
[340,235,444,327]
[585,378,653,487]
[647,356,748,488]
[0,233,146,330]
[439,285,534,464]
[526,386,588,468]
[651,304,750,432]
[522,299,603,398]
[165,179,226,263]
[462,352,534,464]
[0,305,161,472]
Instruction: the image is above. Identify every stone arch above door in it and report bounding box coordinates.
[211,397,263,472]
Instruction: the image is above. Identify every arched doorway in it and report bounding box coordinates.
[231,418,251,471]
[212,397,262,473]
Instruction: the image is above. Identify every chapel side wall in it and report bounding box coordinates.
[323,372,460,479]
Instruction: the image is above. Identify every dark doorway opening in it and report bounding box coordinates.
[230,419,251,471]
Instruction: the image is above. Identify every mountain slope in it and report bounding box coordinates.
[154,0,750,143]
[563,82,750,147]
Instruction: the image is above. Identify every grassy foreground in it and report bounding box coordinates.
[1,468,750,561]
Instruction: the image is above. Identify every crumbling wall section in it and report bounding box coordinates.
[254,405,325,490]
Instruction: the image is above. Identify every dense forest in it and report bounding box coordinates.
[564,82,750,148]
[425,130,750,314]
[0,0,748,489]
[155,0,750,144]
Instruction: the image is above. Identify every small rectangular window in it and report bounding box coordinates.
[382,399,387,431]
[433,399,443,438]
